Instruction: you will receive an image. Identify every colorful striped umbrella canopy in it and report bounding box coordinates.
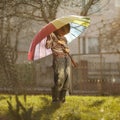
[28,15,90,60]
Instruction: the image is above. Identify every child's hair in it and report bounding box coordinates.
[54,23,70,35]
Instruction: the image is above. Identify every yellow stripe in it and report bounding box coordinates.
[73,20,90,27]
[51,15,90,28]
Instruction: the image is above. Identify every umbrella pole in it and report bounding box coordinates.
[54,35,77,67]
[67,53,78,68]
[58,42,78,68]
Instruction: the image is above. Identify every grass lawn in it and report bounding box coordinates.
[0,94,120,120]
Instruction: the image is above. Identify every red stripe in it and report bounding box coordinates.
[28,23,56,60]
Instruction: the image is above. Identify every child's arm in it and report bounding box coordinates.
[45,35,53,49]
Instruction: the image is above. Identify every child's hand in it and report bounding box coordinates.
[64,48,70,53]
[57,40,65,45]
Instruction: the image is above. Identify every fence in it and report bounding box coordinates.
[71,53,120,95]
[0,53,120,95]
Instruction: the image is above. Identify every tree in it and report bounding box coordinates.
[0,0,111,91]
[0,0,62,91]
[59,0,111,16]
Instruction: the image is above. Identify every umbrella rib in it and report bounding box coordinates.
[69,32,78,38]
[71,24,86,28]
[71,26,85,32]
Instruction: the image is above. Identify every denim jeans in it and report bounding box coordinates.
[52,56,70,101]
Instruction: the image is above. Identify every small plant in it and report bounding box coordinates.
[7,95,33,120]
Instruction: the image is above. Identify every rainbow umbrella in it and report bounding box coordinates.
[28,15,90,60]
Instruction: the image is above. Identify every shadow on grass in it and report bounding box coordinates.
[88,99,105,107]
[0,95,9,101]
[32,97,61,120]
[33,97,82,120]
[7,95,61,120]
[6,95,81,120]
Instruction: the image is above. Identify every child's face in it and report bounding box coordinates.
[55,24,70,36]
[57,29,66,36]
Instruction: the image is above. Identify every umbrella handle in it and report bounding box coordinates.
[54,35,78,67]
[67,53,78,68]
[56,40,78,68]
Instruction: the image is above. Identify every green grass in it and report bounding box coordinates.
[0,94,120,120]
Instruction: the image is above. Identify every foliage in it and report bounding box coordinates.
[0,44,18,89]
[0,95,120,120]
